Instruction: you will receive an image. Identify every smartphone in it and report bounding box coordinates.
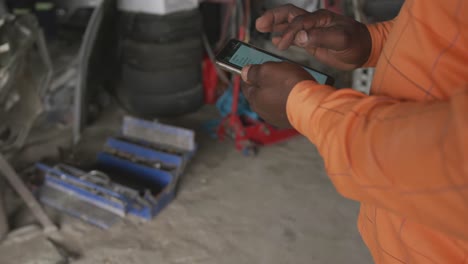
[216,39,334,85]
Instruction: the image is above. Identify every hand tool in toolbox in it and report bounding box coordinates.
[103,146,178,172]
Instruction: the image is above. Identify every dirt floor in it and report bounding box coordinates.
[0,106,372,264]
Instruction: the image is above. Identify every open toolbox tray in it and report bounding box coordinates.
[37,117,196,228]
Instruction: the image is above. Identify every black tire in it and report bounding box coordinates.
[119,9,202,42]
[117,83,204,117]
[364,0,404,21]
[119,64,202,95]
[120,37,203,71]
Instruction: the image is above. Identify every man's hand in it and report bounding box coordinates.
[241,62,315,128]
[256,5,372,70]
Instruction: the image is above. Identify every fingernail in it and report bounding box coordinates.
[241,65,251,83]
[255,17,266,30]
[295,31,309,46]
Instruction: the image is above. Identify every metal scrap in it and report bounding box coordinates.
[0,14,53,153]
[0,154,57,233]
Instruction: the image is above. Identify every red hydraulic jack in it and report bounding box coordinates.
[214,15,299,156]
[214,0,345,155]
[216,71,299,156]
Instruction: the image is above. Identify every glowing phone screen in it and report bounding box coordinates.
[228,44,328,84]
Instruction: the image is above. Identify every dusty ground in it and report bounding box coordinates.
[0,107,372,264]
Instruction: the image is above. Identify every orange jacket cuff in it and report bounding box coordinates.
[286,80,334,137]
[362,24,383,68]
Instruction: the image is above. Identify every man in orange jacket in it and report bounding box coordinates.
[241,1,468,263]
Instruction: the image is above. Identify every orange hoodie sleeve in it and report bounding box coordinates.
[287,82,468,240]
[363,20,396,67]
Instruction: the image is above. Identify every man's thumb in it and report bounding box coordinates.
[241,65,252,83]
[294,27,350,51]
[241,64,262,85]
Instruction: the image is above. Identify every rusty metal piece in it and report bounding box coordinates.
[0,153,57,233]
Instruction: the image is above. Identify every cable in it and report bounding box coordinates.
[236,0,244,39]
[202,33,230,84]
[244,0,251,43]
[216,0,235,50]
[204,0,251,88]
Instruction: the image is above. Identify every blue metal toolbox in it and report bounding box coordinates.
[37,117,196,228]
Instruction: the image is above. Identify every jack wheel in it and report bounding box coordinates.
[242,145,258,157]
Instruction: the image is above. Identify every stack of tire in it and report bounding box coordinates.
[116,8,204,117]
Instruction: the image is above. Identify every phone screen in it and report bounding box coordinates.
[223,42,329,85]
